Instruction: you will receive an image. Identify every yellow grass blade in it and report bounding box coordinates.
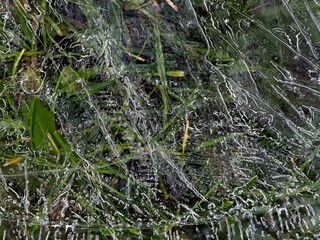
[3,157,22,167]
[12,48,26,76]
[166,0,179,11]
[182,112,189,154]
[166,70,185,77]
[47,132,60,163]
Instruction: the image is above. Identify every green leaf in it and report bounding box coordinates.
[29,97,56,149]
[55,66,79,96]
[223,200,234,209]
[128,227,139,235]
[54,66,97,99]
[242,175,258,190]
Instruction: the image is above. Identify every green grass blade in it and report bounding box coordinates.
[154,22,169,123]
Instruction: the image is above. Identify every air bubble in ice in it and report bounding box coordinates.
[208,203,215,209]
[23,4,32,12]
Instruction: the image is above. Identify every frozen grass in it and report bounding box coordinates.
[0,0,320,238]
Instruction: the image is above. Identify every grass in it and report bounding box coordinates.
[0,0,320,238]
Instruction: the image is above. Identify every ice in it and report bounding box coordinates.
[0,0,320,238]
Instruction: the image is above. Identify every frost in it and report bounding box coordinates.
[0,0,320,238]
